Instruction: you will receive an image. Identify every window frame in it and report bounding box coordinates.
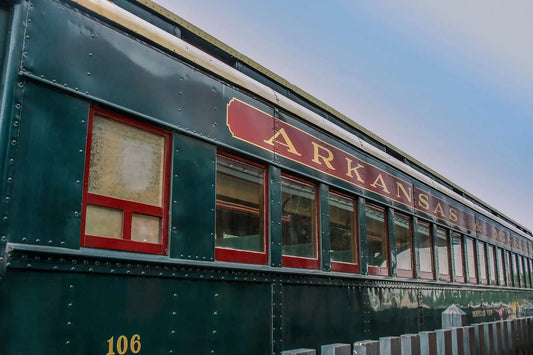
[280,174,320,269]
[81,107,171,255]
[486,244,497,285]
[214,152,269,265]
[477,241,488,284]
[417,220,434,280]
[365,203,390,276]
[505,250,513,286]
[466,237,478,283]
[436,227,451,281]
[393,211,414,278]
[328,190,359,274]
[452,232,465,283]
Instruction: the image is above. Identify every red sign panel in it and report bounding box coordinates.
[227,98,479,234]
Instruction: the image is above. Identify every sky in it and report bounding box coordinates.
[155,0,533,232]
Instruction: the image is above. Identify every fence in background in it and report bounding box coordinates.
[282,316,533,355]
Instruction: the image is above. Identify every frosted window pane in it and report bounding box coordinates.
[131,214,161,244]
[85,205,122,239]
[89,115,165,206]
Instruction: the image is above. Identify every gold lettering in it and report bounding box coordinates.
[433,202,445,217]
[311,142,335,170]
[345,158,365,183]
[396,182,412,202]
[418,193,429,210]
[449,208,458,222]
[370,174,390,194]
[263,128,302,156]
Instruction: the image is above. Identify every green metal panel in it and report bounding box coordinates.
[281,284,364,351]
[388,206,397,276]
[0,268,271,355]
[0,6,10,76]
[170,133,215,260]
[418,288,456,331]
[0,1,27,255]
[23,0,224,140]
[7,82,87,248]
[432,223,439,280]
[320,183,330,271]
[364,287,419,339]
[269,165,282,267]
[413,217,421,278]
[358,197,368,275]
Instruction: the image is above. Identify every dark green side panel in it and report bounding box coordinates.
[8,82,87,248]
[0,5,10,76]
[281,284,364,351]
[23,0,224,139]
[170,133,215,260]
[0,269,272,355]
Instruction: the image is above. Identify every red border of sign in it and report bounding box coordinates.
[80,106,171,255]
[214,152,269,265]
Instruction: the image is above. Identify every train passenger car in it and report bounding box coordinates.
[0,0,532,354]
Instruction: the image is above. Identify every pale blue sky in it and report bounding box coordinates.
[156,1,533,231]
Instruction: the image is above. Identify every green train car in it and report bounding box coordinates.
[1,0,532,354]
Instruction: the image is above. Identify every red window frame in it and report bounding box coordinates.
[437,227,451,282]
[417,221,434,280]
[366,203,390,277]
[477,241,488,284]
[281,174,320,270]
[329,190,359,274]
[487,244,497,285]
[393,211,414,278]
[452,232,465,283]
[214,152,268,265]
[81,107,171,255]
[466,237,478,283]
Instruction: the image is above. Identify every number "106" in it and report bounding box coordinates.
[106,334,141,355]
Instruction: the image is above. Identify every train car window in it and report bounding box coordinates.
[81,108,171,255]
[495,248,505,286]
[365,203,389,276]
[215,154,267,264]
[505,251,513,286]
[518,255,526,288]
[281,175,319,269]
[394,212,413,278]
[417,221,434,279]
[512,253,519,287]
[436,227,451,281]
[477,242,488,284]
[452,232,465,282]
[329,192,359,273]
[523,257,531,288]
[487,244,497,285]
[466,238,478,283]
